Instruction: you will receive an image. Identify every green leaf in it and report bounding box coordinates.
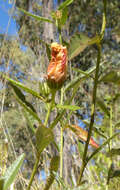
[36,125,54,155]
[100,71,120,83]
[114,121,120,128]
[107,148,120,157]
[78,141,84,158]
[23,110,36,134]
[10,83,37,113]
[107,163,120,184]
[58,7,68,27]
[96,97,110,117]
[56,104,80,111]
[3,154,25,190]
[87,132,120,163]
[111,170,120,178]
[5,76,46,102]
[113,93,120,102]
[18,8,53,23]
[44,156,60,190]
[58,0,73,10]
[68,33,99,60]
[0,178,5,190]
[72,67,91,76]
[65,64,97,92]
[15,95,42,124]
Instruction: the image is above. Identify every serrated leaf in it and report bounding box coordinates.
[58,0,73,10]
[96,97,110,117]
[5,76,46,102]
[36,125,54,155]
[18,8,53,23]
[3,154,25,190]
[68,33,99,60]
[56,104,80,111]
[44,156,60,190]
[100,71,120,83]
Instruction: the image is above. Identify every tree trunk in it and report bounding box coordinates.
[42,0,54,42]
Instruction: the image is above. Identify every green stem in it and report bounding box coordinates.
[60,126,63,178]
[78,43,101,184]
[78,0,107,184]
[26,156,40,190]
[44,90,56,126]
[110,105,112,149]
[60,87,64,180]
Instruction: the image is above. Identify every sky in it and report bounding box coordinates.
[0,1,17,35]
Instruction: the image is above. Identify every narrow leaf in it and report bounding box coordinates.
[100,71,120,83]
[60,7,68,26]
[36,125,54,155]
[3,154,25,190]
[58,0,73,10]
[14,93,42,124]
[6,76,46,102]
[56,104,80,111]
[10,84,36,113]
[18,8,53,23]
[65,64,97,92]
[96,97,110,117]
[69,34,99,60]
[44,156,60,190]
[78,141,84,158]
[23,110,36,134]
[65,125,99,148]
[87,132,120,163]
[107,148,120,157]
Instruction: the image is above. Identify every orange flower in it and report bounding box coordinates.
[47,42,67,89]
[66,125,99,148]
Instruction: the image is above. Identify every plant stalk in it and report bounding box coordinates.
[78,43,101,184]
[44,90,56,126]
[26,155,40,190]
[60,87,64,181]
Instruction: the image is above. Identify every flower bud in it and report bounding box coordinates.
[47,42,67,89]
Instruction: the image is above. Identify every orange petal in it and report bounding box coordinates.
[47,42,67,89]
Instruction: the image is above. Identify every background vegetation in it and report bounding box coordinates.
[0,0,120,190]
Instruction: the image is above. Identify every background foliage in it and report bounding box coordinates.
[0,0,120,190]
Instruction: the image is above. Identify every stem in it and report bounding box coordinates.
[60,88,64,181]
[110,105,112,149]
[78,43,102,184]
[44,90,56,126]
[78,0,107,184]
[26,156,40,190]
